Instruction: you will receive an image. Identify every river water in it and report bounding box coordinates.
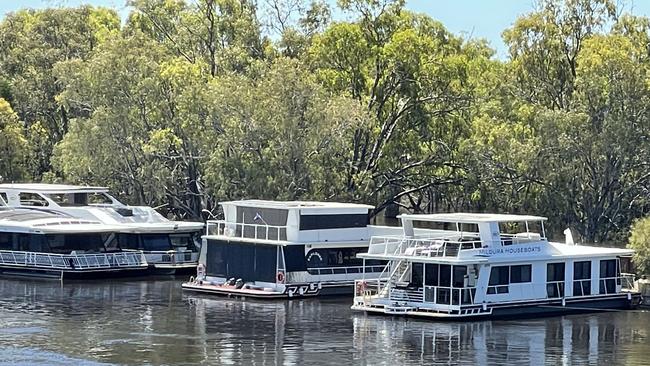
[0,278,649,366]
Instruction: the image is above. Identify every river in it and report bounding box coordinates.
[0,278,648,365]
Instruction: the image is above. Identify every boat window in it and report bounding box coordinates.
[300,213,369,231]
[547,262,565,282]
[19,234,49,252]
[489,266,510,286]
[487,266,509,294]
[439,264,452,287]
[425,263,439,286]
[117,234,140,250]
[205,240,276,282]
[0,192,7,205]
[88,193,113,205]
[46,233,105,253]
[48,193,90,206]
[305,248,365,268]
[19,193,49,207]
[0,233,12,250]
[510,265,532,283]
[141,234,171,251]
[546,262,565,298]
[283,245,307,271]
[170,234,192,248]
[104,234,120,252]
[453,266,467,288]
[599,259,618,294]
[410,263,424,287]
[573,261,592,296]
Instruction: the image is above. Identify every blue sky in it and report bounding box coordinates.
[3,0,650,58]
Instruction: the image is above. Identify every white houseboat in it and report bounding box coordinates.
[182,200,392,298]
[352,213,641,319]
[0,202,148,279]
[0,184,204,275]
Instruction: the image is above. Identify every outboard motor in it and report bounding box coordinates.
[235,278,244,289]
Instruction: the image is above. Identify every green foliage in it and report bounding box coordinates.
[629,217,650,275]
[0,98,29,181]
[2,0,650,246]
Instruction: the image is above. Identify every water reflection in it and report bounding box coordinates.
[352,313,650,365]
[0,279,648,365]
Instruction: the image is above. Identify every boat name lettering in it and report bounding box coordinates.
[478,246,542,256]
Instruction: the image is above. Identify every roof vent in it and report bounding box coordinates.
[114,207,134,217]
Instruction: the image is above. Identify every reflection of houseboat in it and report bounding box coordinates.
[0,206,148,279]
[352,213,641,319]
[182,200,392,298]
[0,184,203,275]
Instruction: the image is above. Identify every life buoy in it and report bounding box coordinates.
[196,263,206,279]
[277,272,285,283]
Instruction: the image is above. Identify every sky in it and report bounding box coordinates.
[2,0,650,58]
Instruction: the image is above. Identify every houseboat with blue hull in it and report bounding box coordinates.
[0,183,203,275]
[352,213,641,319]
[0,207,149,279]
[182,200,392,298]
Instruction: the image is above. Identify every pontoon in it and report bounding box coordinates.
[352,213,641,319]
[0,183,203,275]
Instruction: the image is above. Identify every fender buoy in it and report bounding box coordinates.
[196,263,206,279]
[356,281,367,293]
[277,272,285,283]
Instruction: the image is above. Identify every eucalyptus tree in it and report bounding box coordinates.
[308,0,492,215]
[0,6,120,178]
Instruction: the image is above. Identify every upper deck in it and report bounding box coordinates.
[205,200,375,245]
[359,212,632,263]
[0,183,203,233]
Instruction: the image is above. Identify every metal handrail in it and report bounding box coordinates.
[367,235,483,258]
[307,265,385,275]
[0,250,147,270]
[144,249,199,264]
[206,220,288,241]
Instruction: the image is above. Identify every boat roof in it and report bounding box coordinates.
[0,183,109,193]
[398,213,547,223]
[220,199,374,210]
[0,208,123,233]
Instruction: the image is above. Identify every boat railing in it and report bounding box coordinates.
[0,250,148,270]
[499,233,544,245]
[367,235,482,258]
[307,265,385,276]
[354,279,476,307]
[620,273,636,290]
[206,220,287,242]
[144,249,198,264]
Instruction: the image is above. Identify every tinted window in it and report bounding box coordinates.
[425,263,439,286]
[574,261,591,280]
[118,234,140,250]
[439,264,452,287]
[510,265,532,283]
[205,240,277,282]
[142,235,171,251]
[0,233,12,250]
[489,266,510,286]
[453,266,467,288]
[600,259,617,278]
[411,263,423,287]
[547,262,565,282]
[299,214,369,230]
[283,245,306,271]
[46,234,104,253]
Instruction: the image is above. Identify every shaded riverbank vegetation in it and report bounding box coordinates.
[1,0,649,245]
